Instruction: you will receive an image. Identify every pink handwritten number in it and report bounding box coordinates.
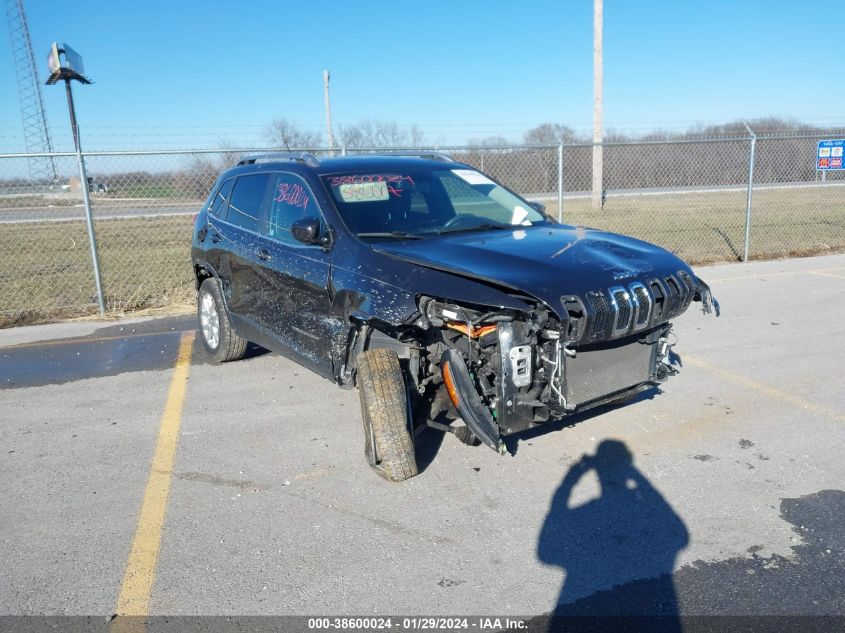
[329,174,414,197]
[274,182,309,210]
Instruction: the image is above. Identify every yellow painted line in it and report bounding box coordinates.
[686,355,845,424]
[0,330,195,351]
[809,270,845,279]
[113,331,195,619]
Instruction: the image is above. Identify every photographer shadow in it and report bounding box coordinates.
[538,439,688,630]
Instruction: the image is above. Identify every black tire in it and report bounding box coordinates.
[357,349,419,482]
[197,277,247,362]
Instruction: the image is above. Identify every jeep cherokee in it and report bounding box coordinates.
[191,152,718,482]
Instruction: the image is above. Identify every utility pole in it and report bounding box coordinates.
[6,0,57,183]
[591,0,603,210]
[323,70,335,153]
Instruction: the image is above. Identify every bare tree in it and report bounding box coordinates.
[379,121,408,147]
[409,125,425,147]
[523,123,580,145]
[265,118,322,149]
[337,119,412,149]
[184,141,246,198]
[466,135,512,147]
[522,124,585,194]
[337,123,366,150]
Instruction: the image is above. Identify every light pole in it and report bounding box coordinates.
[46,42,105,314]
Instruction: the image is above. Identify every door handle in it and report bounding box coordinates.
[257,249,271,261]
[210,232,222,243]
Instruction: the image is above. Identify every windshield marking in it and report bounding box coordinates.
[339,182,390,202]
[274,182,310,210]
[328,174,414,197]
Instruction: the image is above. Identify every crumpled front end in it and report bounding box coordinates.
[410,272,718,452]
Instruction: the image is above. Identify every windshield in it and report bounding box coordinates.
[322,167,546,237]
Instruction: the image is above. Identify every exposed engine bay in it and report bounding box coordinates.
[356,272,719,453]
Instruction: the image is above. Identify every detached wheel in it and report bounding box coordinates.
[357,349,419,482]
[197,277,247,362]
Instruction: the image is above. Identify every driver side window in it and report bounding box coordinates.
[267,173,320,244]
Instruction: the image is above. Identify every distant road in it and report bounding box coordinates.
[0,200,199,224]
[0,180,842,225]
[524,179,845,202]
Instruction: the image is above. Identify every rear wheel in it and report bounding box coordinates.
[197,277,247,362]
[357,349,419,482]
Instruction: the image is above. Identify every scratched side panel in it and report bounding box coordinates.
[325,236,534,378]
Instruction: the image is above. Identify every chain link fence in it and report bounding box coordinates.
[1,135,843,326]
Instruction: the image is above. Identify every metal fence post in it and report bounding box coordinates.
[64,79,106,314]
[742,123,757,262]
[75,149,105,314]
[557,143,564,222]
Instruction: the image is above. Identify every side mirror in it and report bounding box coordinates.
[291,217,326,245]
[528,201,546,214]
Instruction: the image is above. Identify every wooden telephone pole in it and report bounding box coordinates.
[323,70,335,152]
[592,0,603,210]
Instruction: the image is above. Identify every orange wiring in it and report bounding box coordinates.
[445,322,498,338]
[441,361,461,409]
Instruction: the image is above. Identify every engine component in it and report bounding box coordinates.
[508,345,532,387]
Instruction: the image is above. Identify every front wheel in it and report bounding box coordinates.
[197,277,247,362]
[357,349,419,482]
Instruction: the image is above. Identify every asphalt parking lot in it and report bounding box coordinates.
[1,254,844,626]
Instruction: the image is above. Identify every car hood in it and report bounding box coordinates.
[370,224,693,316]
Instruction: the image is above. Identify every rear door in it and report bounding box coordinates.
[251,171,333,377]
[202,176,235,275]
[211,173,272,339]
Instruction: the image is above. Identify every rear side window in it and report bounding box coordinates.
[227,174,270,233]
[267,173,318,244]
[209,178,234,220]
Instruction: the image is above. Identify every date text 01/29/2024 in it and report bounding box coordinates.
[307,617,528,630]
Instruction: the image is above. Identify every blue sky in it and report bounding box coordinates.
[1,0,843,149]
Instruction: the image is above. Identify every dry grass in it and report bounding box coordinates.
[0,215,195,327]
[1,185,843,327]
[544,185,845,264]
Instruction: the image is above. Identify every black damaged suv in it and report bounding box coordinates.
[192,152,718,481]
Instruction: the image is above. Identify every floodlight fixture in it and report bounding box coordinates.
[46,42,92,85]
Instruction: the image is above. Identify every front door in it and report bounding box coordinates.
[251,171,333,377]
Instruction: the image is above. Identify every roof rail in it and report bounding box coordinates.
[372,151,454,162]
[236,152,321,168]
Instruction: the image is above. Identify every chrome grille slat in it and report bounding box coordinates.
[587,291,610,339]
[664,275,682,316]
[575,275,681,342]
[631,282,652,330]
[677,271,695,309]
[609,286,633,335]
